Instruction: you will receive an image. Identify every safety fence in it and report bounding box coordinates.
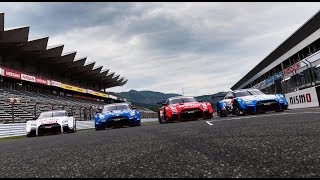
[0,118,159,138]
[0,100,158,124]
[254,50,320,95]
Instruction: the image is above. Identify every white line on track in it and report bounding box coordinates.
[206,111,320,125]
[206,121,214,126]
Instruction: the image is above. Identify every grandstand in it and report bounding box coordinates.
[232,10,320,94]
[0,12,128,123]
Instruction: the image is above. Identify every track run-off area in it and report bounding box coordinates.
[1,107,320,178]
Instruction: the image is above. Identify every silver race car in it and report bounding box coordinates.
[26,110,76,137]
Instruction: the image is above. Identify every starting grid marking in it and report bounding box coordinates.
[205,111,320,126]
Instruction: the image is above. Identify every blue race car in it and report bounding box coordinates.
[215,89,288,117]
[94,103,141,130]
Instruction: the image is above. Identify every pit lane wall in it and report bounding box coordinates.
[285,86,320,109]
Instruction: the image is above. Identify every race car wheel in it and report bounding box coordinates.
[219,111,227,117]
[70,124,76,133]
[27,131,36,137]
[217,107,227,118]
[158,110,167,124]
[95,125,105,130]
[233,101,245,116]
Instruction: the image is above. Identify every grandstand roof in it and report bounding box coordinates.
[0,12,126,90]
[231,10,320,90]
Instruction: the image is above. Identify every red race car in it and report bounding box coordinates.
[157,96,214,124]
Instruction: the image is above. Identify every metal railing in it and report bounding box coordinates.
[0,99,158,124]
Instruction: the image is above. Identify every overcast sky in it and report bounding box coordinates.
[1,2,319,96]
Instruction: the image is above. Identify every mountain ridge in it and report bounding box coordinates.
[114,89,228,112]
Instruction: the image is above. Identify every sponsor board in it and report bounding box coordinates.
[285,86,319,109]
[0,68,4,76]
[51,80,62,88]
[284,63,301,76]
[61,84,87,93]
[93,91,108,98]
[109,94,118,100]
[4,69,21,79]
[87,89,94,94]
[35,77,48,85]
[21,74,36,83]
[265,72,284,86]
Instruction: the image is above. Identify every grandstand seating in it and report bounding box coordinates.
[0,87,105,123]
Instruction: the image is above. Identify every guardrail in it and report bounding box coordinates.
[0,118,158,138]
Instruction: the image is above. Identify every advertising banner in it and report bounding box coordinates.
[21,74,36,83]
[87,89,94,94]
[92,91,108,98]
[0,68,4,76]
[35,77,48,85]
[61,84,86,93]
[108,94,118,100]
[284,63,301,76]
[265,76,274,85]
[4,69,21,79]
[51,80,62,88]
[285,86,319,109]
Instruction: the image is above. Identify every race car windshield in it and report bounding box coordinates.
[234,91,251,97]
[182,97,197,103]
[169,97,197,104]
[169,98,183,104]
[103,104,131,112]
[38,111,67,119]
[248,89,265,95]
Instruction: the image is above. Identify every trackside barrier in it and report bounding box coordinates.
[285,86,320,109]
[0,118,159,138]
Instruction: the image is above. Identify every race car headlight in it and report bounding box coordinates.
[62,120,68,124]
[98,114,105,119]
[130,111,135,117]
[202,103,208,110]
[170,107,178,113]
[30,122,37,126]
[244,100,253,104]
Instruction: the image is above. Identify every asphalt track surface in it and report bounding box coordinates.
[1,108,320,178]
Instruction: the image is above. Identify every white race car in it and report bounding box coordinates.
[26,110,76,137]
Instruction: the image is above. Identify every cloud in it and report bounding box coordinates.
[0,2,319,96]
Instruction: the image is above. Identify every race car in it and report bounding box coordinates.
[26,110,76,137]
[157,96,214,124]
[215,88,288,117]
[94,103,141,130]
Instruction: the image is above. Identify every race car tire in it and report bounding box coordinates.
[70,124,76,133]
[27,131,36,137]
[219,111,228,117]
[158,110,167,124]
[95,125,105,130]
[130,120,141,127]
[217,107,228,118]
[233,100,245,116]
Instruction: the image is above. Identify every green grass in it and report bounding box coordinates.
[0,123,158,140]
[0,135,25,140]
[77,128,95,131]
[141,121,158,124]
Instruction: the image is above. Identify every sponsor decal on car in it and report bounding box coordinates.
[41,120,58,125]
